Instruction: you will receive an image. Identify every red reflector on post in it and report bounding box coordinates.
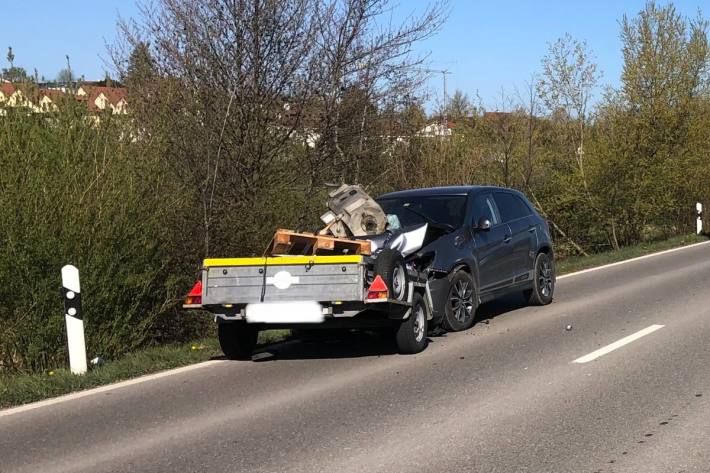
[185,280,202,305]
[367,275,389,300]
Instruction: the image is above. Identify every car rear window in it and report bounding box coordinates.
[494,192,531,222]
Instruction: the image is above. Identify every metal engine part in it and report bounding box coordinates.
[320,184,387,237]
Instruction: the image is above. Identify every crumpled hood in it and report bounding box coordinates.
[369,224,429,257]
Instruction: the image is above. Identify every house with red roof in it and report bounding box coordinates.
[0,82,17,103]
[0,82,128,115]
[76,85,129,114]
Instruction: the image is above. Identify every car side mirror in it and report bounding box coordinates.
[476,217,491,231]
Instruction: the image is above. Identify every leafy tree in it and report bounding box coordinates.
[538,33,601,163]
[607,1,710,243]
[1,66,29,82]
[2,45,30,82]
[6,46,14,68]
[537,33,605,248]
[446,89,475,120]
[124,41,155,88]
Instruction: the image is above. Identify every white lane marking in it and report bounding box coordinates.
[2,241,707,417]
[572,324,665,364]
[0,360,226,418]
[558,240,710,280]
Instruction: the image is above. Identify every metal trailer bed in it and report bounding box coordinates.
[183,254,435,356]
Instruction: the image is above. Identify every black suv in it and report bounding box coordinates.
[377,186,555,332]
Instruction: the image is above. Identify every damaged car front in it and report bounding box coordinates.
[376,188,476,326]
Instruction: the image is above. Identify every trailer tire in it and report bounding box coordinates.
[395,292,428,354]
[373,248,408,301]
[218,322,258,360]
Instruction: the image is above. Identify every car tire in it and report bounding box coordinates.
[395,292,428,354]
[441,270,477,332]
[524,252,555,306]
[218,322,259,360]
[373,248,408,301]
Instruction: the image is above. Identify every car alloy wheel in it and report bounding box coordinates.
[450,278,474,323]
[539,258,553,298]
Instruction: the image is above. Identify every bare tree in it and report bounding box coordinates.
[112,0,446,257]
[479,88,522,187]
[311,0,448,183]
[113,0,323,256]
[515,77,539,188]
[56,68,74,86]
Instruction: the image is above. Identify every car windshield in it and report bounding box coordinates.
[377,195,468,231]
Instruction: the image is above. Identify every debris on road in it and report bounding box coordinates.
[252,351,276,362]
[565,325,573,331]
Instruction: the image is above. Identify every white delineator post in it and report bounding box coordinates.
[61,265,87,374]
[697,202,703,235]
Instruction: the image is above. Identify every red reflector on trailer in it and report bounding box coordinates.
[367,275,389,300]
[185,280,202,305]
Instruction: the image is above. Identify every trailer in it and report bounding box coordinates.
[184,250,434,359]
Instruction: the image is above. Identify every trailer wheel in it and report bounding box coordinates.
[395,292,428,354]
[218,322,258,360]
[373,248,408,301]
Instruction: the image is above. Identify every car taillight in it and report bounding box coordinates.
[185,280,202,305]
[366,275,389,300]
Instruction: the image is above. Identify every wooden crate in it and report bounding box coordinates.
[264,229,372,256]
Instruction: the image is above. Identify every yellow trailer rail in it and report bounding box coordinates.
[203,255,364,268]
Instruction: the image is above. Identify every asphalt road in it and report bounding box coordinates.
[3,242,710,473]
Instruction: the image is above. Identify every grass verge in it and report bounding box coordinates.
[0,329,290,410]
[555,233,706,275]
[1,233,707,410]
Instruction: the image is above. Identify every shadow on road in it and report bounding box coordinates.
[211,292,532,362]
[476,292,530,323]
[251,330,399,361]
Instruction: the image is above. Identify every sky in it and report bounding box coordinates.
[1,0,708,109]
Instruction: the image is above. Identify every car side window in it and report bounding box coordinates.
[472,194,500,226]
[494,192,529,223]
[515,195,533,216]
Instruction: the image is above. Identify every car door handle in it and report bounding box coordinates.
[503,235,512,243]
[528,227,536,233]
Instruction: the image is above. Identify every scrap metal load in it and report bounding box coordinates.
[319,184,387,237]
[263,184,427,259]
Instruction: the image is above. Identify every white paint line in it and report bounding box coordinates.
[0,360,226,418]
[572,324,665,364]
[558,240,710,280]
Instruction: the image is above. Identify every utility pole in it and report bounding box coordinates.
[424,69,451,129]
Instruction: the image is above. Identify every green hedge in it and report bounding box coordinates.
[0,105,204,372]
